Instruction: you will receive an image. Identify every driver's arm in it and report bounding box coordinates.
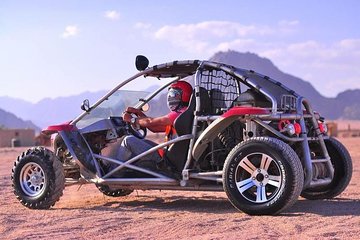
[137,115,172,133]
[123,108,171,133]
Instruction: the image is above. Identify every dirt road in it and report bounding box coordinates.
[1,138,359,239]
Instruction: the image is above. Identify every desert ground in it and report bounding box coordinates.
[1,137,360,240]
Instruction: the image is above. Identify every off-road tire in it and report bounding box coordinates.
[12,147,65,209]
[301,137,352,200]
[96,184,133,197]
[223,137,304,215]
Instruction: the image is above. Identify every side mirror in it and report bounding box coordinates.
[141,103,150,112]
[135,55,149,71]
[81,99,90,112]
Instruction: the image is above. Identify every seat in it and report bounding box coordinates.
[198,87,212,115]
[209,88,227,114]
[232,89,271,108]
[164,92,196,172]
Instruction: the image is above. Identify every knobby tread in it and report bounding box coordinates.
[11,147,65,209]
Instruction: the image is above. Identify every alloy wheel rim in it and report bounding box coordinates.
[235,152,283,203]
[20,162,46,197]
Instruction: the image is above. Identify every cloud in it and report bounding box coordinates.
[260,38,360,96]
[61,25,78,39]
[261,39,360,68]
[104,10,120,20]
[278,20,300,34]
[134,22,152,29]
[154,20,301,53]
[152,20,360,96]
[154,21,287,54]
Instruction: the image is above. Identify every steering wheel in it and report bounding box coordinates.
[128,123,147,139]
[128,114,147,139]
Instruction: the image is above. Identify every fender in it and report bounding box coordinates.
[42,122,97,176]
[192,107,269,160]
[42,121,76,135]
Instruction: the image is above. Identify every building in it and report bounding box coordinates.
[0,129,35,147]
[326,122,338,137]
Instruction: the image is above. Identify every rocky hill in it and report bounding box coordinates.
[335,89,360,119]
[0,108,40,132]
[0,91,107,129]
[210,50,358,119]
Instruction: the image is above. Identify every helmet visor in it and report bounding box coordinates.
[167,88,182,111]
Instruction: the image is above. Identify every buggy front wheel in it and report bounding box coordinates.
[223,137,304,215]
[11,147,65,209]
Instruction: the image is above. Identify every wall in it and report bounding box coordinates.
[0,129,35,147]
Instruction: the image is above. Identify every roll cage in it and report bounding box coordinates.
[49,59,333,190]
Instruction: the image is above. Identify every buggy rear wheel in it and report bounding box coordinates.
[12,147,65,209]
[223,137,303,215]
[301,137,352,200]
[96,184,133,197]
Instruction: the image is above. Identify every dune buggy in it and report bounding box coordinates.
[12,56,352,215]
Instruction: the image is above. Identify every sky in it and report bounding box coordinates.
[1,0,359,103]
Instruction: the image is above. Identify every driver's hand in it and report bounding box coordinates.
[125,107,139,114]
[123,112,141,130]
[125,107,146,117]
[122,112,132,122]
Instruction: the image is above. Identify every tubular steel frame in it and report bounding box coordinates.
[60,60,334,191]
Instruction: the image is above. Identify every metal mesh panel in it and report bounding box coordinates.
[198,69,240,114]
[280,95,297,110]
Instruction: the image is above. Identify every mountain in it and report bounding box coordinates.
[209,50,355,119]
[210,51,323,102]
[1,50,360,127]
[336,89,360,119]
[0,108,41,132]
[0,91,107,129]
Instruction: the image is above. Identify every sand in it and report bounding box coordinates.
[1,138,360,240]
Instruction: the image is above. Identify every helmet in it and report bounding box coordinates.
[167,81,192,111]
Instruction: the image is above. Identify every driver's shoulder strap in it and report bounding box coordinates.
[157,125,177,158]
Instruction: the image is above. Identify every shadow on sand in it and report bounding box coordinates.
[99,195,236,214]
[65,195,360,216]
[284,198,360,216]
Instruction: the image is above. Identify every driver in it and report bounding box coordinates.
[114,80,193,171]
